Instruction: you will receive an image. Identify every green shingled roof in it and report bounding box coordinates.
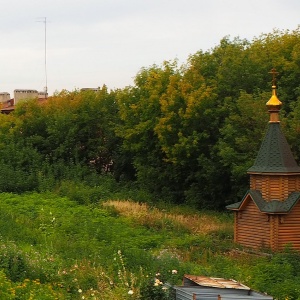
[247,123,300,173]
[226,189,300,213]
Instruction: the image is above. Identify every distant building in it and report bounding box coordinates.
[1,98,15,114]
[80,88,101,92]
[38,91,48,99]
[14,89,38,105]
[0,92,10,103]
[1,89,47,114]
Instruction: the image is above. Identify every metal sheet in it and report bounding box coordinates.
[184,275,251,290]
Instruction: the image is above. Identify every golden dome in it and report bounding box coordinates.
[266,85,282,111]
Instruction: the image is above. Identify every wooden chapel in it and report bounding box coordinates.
[227,69,300,251]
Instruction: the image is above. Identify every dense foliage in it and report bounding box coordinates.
[0,191,299,299]
[1,27,300,298]
[1,28,300,209]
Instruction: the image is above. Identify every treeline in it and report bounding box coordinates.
[1,27,300,209]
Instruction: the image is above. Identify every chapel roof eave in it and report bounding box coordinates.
[226,189,300,214]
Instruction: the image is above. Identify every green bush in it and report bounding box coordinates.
[139,278,172,300]
[0,241,27,282]
[56,176,119,204]
[0,272,66,300]
[0,192,299,299]
[248,250,300,299]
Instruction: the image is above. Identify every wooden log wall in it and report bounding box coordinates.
[236,199,270,249]
[250,174,300,201]
[269,215,279,251]
[278,202,300,251]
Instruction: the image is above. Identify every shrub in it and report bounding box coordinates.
[139,278,172,300]
[56,176,119,204]
[0,240,28,282]
[246,250,300,299]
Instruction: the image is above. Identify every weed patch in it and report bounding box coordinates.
[0,192,298,299]
[102,200,232,235]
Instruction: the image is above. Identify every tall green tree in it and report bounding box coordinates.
[0,113,42,192]
[217,91,269,203]
[116,62,180,200]
[12,86,119,179]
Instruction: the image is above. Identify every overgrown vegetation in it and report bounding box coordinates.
[0,28,300,298]
[1,28,300,208]
[0,189,299,299]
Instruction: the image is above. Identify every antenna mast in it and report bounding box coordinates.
[43,17,48,98]
[37,17,48,98]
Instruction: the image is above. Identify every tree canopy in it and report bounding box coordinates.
[1,27,300,209]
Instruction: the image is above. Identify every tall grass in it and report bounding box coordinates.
[102,200,232,235]
[0,190,299,299]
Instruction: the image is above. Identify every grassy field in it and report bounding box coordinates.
[0,189,299,299]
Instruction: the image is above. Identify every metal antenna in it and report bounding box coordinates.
[37,17,48,98]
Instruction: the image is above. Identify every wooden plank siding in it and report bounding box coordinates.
[269,215,279,250]
[235,200,300,251]
[278,201,300,251]
[234,212,238,243]
[236,200,270,249]
[250,175,300,201]
[250,175,262,191]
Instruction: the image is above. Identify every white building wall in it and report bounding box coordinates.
[0,92,10,103]
[38,91,48,99]
[14,89,38,105]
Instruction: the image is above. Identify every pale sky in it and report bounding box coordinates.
[1,0,300,96]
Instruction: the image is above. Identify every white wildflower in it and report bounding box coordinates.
[154,278,163,286]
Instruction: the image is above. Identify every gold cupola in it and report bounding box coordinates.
[266,68,282,123]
